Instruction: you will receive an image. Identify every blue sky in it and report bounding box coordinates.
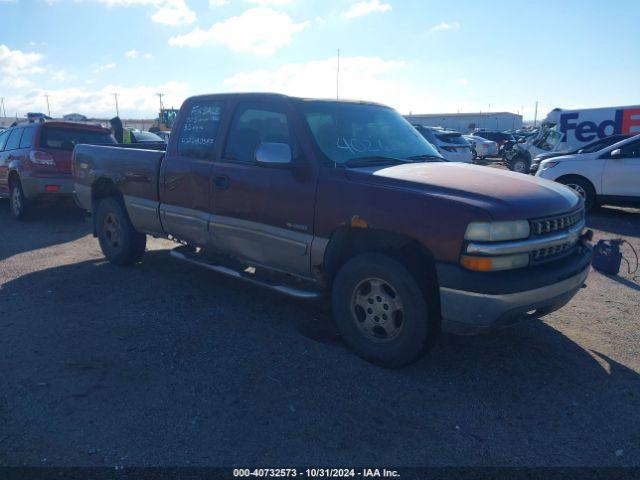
[1,0,639,119]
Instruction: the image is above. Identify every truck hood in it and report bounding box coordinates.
[345,162,581,220]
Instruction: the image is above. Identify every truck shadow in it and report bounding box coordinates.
[0,199,90,261]
[1,249,639,466]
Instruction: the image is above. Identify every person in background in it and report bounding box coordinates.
[110,116,124,143]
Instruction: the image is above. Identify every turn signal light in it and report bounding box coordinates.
[460,253,530,272]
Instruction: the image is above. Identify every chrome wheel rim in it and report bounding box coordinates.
[351,277,404,343]
[566,183,586,199]
[11,187,22,216]
[103,213,122,248]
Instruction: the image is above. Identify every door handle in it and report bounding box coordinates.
[213,175,230,189]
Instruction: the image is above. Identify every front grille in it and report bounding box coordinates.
[531,241,576,264]
[531,209,584,236]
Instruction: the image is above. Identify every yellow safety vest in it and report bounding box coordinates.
[123,129,132,144]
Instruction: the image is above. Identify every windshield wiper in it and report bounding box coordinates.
[407,154,446,162]
[344,156,413,167]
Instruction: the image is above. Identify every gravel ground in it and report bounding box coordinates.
[0,198,639,467]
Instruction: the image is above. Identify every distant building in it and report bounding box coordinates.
[63,113,88,122]
[405,112,522,133]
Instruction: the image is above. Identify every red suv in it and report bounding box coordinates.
[0,121,115,219]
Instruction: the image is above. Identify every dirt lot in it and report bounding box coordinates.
[0,198,639,467]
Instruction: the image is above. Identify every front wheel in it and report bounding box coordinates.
[331,253,437,368]
[95,197,146,265]
[509,155,530,174]
[9,180,29,220]
[558,176,596,211]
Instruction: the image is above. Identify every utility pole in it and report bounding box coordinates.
[45,94,51,117]
[533,100,538,127]
[336,49,341,101]
[157,93,164,112]
[113,93,120,117]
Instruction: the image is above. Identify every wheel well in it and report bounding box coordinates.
[91,178,122,236]
[555,174,596,192]
[323,227,441,326]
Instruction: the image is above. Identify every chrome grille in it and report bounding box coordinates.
[531,209,584,236]
[531,241,575,264]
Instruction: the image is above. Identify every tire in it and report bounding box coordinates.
[331,253,437,368]
[558,176,596,212]
[9,179,29,220]
[95,197,146,265]
[509,155,530,174]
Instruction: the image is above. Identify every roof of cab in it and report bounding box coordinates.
[185,92,389,108]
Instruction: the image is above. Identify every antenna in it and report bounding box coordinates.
[113,93,120,117]
[336,48,340,101]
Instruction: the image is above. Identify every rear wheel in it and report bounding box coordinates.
[558,176,596,211]
[95,197,146,265]
[9,179,29,220]
[331,253,437,368]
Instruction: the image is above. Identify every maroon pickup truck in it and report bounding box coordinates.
[72,93,592,367]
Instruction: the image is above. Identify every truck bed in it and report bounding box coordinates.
[73,144,165,206]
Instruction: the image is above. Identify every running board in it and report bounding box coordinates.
[170,248,322,299]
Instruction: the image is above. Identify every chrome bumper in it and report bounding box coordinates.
[440,264,590,335]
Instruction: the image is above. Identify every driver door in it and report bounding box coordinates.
[209,99,319,278]
[602,140,640,198]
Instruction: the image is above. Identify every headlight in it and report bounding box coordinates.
[460,253,530,272]
[464,220,530,242]
[540,161,559,170]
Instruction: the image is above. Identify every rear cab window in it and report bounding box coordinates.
[177,101,224,158]
[41,126,115,150]
[5,128,23,151]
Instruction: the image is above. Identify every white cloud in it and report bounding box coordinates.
[0,44,45,88]
[209,0,229,5]
[125,49,140,59]
[245,0,292,4]
[428,21,460,34]
[93,62,117,73]
[169,7,309,55]
[453,78,469,86]
[342,0,391,19]
[5,81,190,118]
[86,0,196,25]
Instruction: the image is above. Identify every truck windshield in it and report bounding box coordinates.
[301,101,442,165]
[533,129,563,151]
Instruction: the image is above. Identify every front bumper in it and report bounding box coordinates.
[21,174,74,200]
[437,244,592,335]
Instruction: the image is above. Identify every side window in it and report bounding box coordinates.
[0,131,8,151]
[5,128,23,151]
[223,103,292,164]
[177,101,224,158]
[19,128,35,148]
[618,141,640,159]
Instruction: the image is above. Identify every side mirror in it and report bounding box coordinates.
[610,148,622,159]
[255,142,292,167]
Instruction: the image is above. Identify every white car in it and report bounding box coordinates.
[414,126,473,163]
[536,134,640,210]
[463,135,498,160]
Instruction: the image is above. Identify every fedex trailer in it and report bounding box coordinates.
[506,105,640,173]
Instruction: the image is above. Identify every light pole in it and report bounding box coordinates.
[45,94,51,117]
[113,93,120,117]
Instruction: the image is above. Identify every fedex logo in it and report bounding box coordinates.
[560,108,640,142]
